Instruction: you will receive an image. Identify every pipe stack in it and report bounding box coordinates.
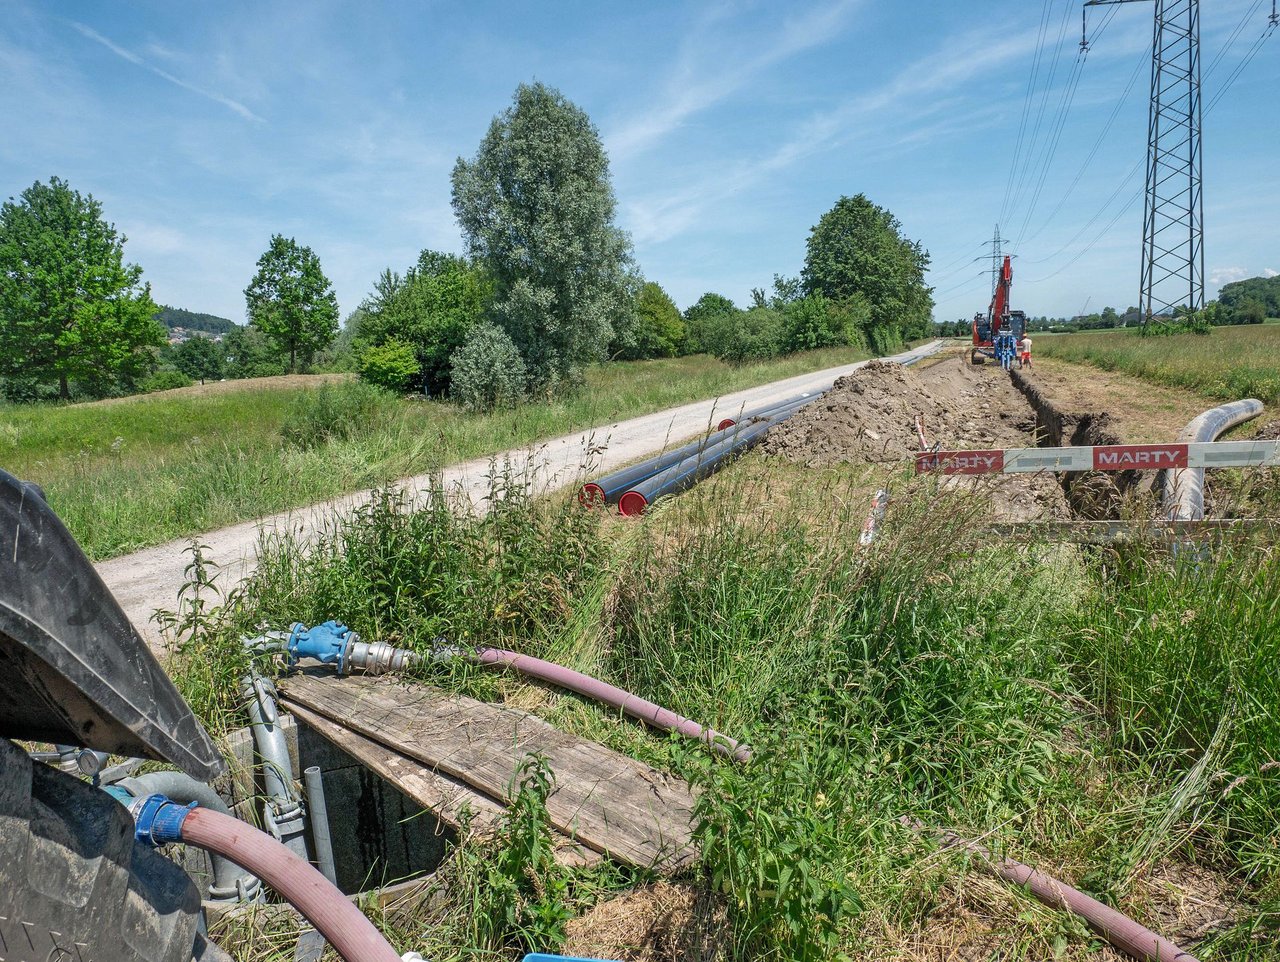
[581,390,820,515]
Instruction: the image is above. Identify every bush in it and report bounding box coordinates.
[450,323,527,411]
[358,340,421,394]
[280,380,397,447]
[702,307,784,365]
[780,293,866,353]
[140,369,194,392]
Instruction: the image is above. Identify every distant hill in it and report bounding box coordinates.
[156,306,237,334]
[1218,274,1280,320]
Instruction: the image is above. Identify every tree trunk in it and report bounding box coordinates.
[59,373,69,400]
[289,345,296,373]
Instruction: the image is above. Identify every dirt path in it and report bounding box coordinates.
[96,342,945,649]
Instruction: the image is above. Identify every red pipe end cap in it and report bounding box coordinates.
[618,491,648,516]
[716,418,736,431]
[579,483,606,507]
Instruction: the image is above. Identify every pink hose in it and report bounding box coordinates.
[905,819,1198,962]
[181,807,402,962]
[476,647,751,762]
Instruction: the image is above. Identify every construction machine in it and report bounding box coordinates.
[971,254,1027,365]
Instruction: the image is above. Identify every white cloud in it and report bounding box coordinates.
[69,22,264,122]
[1209,265,1249,285]
[606,0,862,159]
[1265,268,1278,278]
[624,24,1043,246]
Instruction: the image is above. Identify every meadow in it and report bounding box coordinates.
[1036,325,1280,405]
[0,345,876,560]
[171,459,1280,961]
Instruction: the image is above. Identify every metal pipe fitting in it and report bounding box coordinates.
[240,672,309,859]
[303,766,338,887]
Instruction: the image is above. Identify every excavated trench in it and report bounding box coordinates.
[1008,368,1152,520]
[761,352,1168,523]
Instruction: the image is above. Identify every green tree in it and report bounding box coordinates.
[614,282,684,360]
[359,250,493,393]
[244,235,339,372]
[683,293,738,355]
[222,324,283,379]
[358,340,421,393]
[801,194,933,350]
[451,81,638,394]
[172,336,225,384]
[0,176,164,399]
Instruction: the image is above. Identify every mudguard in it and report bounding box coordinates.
[0,468,223,781]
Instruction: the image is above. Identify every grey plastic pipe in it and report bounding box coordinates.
[618,414,781,516]
[116,771,262,902]
[304,766,338,887]
[580,418,760,505]
[179,806,403,962]
[1164,398,1263,520]
[240,673,309,859]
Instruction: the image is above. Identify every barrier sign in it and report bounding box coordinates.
[917,439,1279,476]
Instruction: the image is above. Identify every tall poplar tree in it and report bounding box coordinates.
[451,82,638,394]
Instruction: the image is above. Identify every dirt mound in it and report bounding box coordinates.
[761,358,1016,467]
[562,881,727,961]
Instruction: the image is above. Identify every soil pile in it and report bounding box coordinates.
[761,358,1018,467]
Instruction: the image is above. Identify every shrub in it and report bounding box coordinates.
[279,380,397,447]
[780,293,867,353]
[703,307,784,365]
[358,340,421,394]
[140,369,194,392]
[683,292,738,355]
[450,323,527,411]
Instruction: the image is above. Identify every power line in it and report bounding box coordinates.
[999,0,1056,226]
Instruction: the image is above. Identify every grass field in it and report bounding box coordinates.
[1036,325,1280,405]
[0,346,878,560]
[170,461,1279,961]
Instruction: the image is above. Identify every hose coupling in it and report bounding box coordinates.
[129,793,195,847]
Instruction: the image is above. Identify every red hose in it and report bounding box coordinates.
[906,820,1198,962]
[180,807,402,962]
[476,647,751,762]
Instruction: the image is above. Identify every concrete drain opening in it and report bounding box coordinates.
[195,713,452,907]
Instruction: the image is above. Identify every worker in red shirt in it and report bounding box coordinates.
[1018,334,1033,369]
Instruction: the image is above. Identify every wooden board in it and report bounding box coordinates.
[286,701,600,867]
[279,672,697,873]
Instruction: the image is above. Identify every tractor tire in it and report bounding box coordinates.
[0,736,203,962]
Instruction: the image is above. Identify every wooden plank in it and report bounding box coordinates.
[279,673,697,873]
[285,701,600,868]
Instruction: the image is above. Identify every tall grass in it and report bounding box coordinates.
[0,346,878,559]
[1037,326,1280,404]
[166,456,1280,960]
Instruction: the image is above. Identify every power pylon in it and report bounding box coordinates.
[1086,0,1204,325]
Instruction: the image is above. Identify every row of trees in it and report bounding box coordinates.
[0,86,934,405]
[0,176,343,400]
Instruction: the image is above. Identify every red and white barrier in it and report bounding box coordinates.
[916,440,1280,476]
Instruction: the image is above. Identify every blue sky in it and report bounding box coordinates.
[2,0,1277,326]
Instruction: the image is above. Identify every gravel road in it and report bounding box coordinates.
[96,340,944,649]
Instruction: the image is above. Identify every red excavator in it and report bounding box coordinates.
[971,254,1027,365]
